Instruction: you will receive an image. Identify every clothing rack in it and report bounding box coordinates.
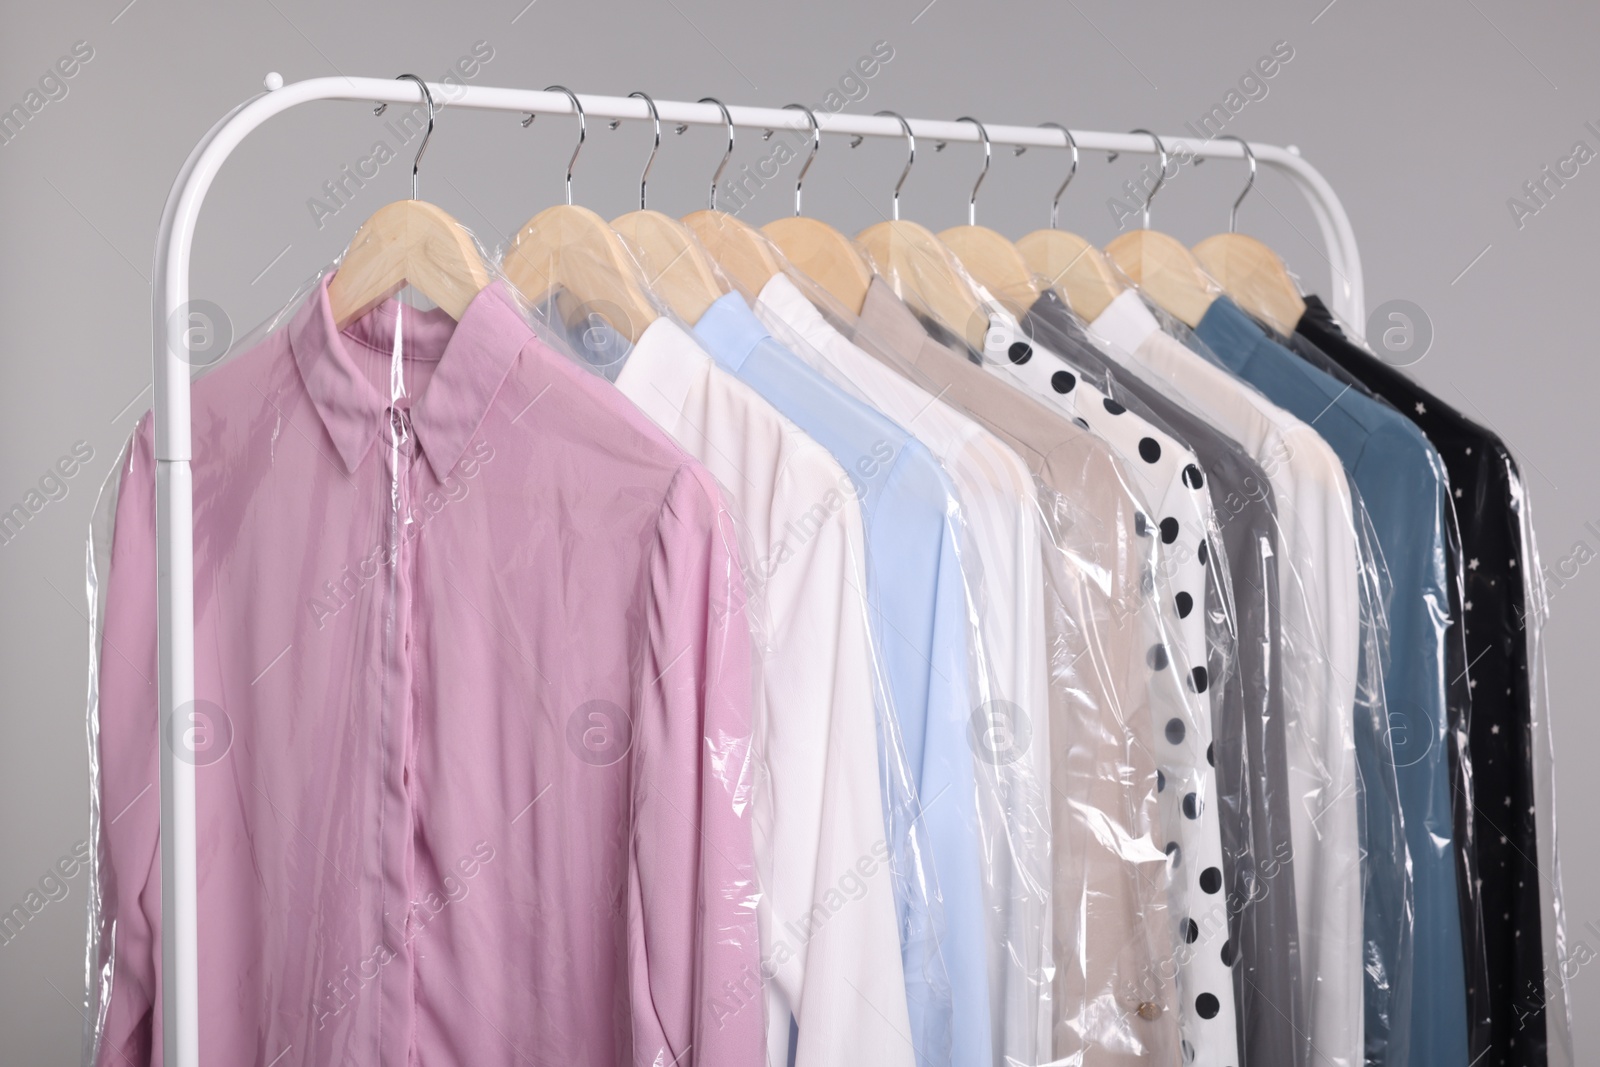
[148,73,1365,1067]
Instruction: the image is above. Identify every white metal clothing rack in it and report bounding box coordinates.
[147,73,1365,1066]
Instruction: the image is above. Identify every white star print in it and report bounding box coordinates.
[1469,558,1481,570]
[1415,401,1426,414]
[1491,724,1501,734]
[1455,487,1463,498]
[1465,601,1473,610]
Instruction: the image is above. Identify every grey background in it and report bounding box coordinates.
[1,0,1595,1060]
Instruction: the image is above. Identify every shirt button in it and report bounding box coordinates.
[1137,1001,1162,1021]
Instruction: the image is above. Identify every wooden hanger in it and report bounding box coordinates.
[1190,136,1306,335]
[606,93,726,326]
[1016,122,1126,321]
[936,118,1038,317]
[1102,129,1219,329]
[854,112,990,351]
[677,97,789,298]
[758,104,875,312]
[327,76,491,330]
[501,87,659,342]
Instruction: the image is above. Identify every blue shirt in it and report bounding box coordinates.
[1195,297,1467,1067]
[695,293,991,1067]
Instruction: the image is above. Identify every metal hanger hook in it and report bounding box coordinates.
[526,86,585,206]
[1038,122,1078,230]
[629,91,661,210]
[699,97,734,211]
[374,74,435,200]
[1127,128,1167,229]
[875,110,915,221]
[955,117,989,226]
[1216,134,1256,233]
[783,103,820,217]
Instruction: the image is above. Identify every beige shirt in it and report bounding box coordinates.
[855,278,1179,1067]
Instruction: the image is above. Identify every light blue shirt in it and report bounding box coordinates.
[1195,297,1467,1067]
[696,292,990,1067]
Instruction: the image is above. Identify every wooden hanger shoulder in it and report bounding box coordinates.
[1016,229,1125,322]
[857,219,989,351]
[328,199,492,330]
[610,210,726,326]
[762,216,874,314]
[1192,232,1306,335]
[937,224,1038,316]
[681,210,786,299]
[1104,228,1218,329]
[502,203,659,343]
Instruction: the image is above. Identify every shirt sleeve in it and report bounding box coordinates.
[90,421,161,1067]
[628,462,765,1066]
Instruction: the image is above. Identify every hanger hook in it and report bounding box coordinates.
[1215,134,1256,233]
[374,74,435,200]
[1128,128,1167,229]
[875,110,915,221]
[629,91,661,210]
[528,85,585,206]
[699,97,734,211]
[783,103,820,217]
[955,117,989,226]
[1038,122,1078,230]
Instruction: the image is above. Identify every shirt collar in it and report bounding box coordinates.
[692,290,772,373]
[1087,287,1162,355]
[1193,295,1264,376]
[614,317,706,421]
[289,273,530,480]
[754,273,839,352]
[856,277,942,365]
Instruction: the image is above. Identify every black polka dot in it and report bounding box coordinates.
[1165,718,1186,745]
[1103,397,1126,415]
[1183,918,1199,944]
[1183,792,1202,819]
[1138,437,1162,463]
[1183,463,1205,489]
[1175,591,1193,617]
[1181,1039,1195,1064]
[1008,341,1033,364]
[1134,512,1149,537]
[1220,940,1235,966]
[1159,517,1180,544]
[1166,840,1180,864]
[1148,644,1169,671]
[1157,769,1166,792]
[1206,741,1214,767]
[1050,370,1076,393]
[1200,866,1222,893]
[1198,540,1209,566]
[1196,992,1220,1019]
[1073,416,1090,431]
[1190,666,1209,694]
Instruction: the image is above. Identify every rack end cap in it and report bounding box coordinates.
[263,72,284,91]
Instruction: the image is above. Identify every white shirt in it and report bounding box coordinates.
[615,316,914,1067]
[982,313,1240,1067]
[1090,288,1364,1067]
[754,274,1053,1067]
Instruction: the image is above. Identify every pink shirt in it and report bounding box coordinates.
[88,274,763,1066]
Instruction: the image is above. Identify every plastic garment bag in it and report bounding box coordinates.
[1013,289,1302,1067]
[1087,289,1403,1067]
[510,224,942,1067]
[1292,294,1573,1067]
[844,263,1203,1065]
[84,243,764,1066]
